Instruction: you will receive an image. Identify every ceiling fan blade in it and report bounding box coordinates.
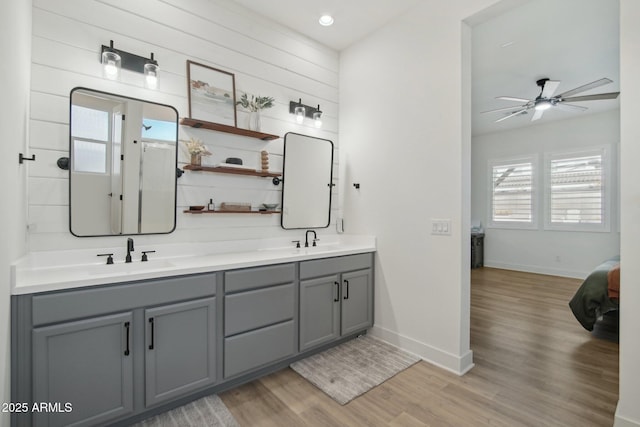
[541,80,560,98]
[556,78,613,98]
[481,105,527,114]
[554,103,588,112]
[561,92,620,102]
[531,109,544,121]
[495,108,528,123]
[497,96,531,103]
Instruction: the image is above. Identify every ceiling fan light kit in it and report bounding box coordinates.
[534,99,552,111]
[483,77,620,123]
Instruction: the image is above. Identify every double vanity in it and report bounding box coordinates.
[11,236,375,427]
[10,86,368,426]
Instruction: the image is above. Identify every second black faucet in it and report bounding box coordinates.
[305,230,318,248]
[126,238,134,263]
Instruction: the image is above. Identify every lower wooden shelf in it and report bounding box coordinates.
[183,164,281,178]
[184,210,280,215]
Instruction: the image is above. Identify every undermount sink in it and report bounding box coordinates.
[87,260,175,275]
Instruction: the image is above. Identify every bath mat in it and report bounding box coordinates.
[133,394,239,427]
[290,335,421,405]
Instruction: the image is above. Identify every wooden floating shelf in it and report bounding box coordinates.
[184,210,280,215]
[183,164,281,178]
[180,117,280,141]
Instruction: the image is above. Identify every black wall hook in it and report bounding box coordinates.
[18,153,36,164]
[353,183,360,189]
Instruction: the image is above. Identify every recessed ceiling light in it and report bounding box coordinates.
[319,14,334,26]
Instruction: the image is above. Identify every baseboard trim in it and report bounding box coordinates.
[369,325,474,376]
[484,261,587,279]
[615,403,640,427]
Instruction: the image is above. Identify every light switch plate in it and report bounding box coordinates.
[431,219,451,235]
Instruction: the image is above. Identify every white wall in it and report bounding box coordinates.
[0,1,31,425]
[340,0,500,374]
[29,0,340,252]
[472,110,620,278]
[616,1,640,425]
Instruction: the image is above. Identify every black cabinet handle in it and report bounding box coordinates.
[334,281,340,302]
[148,318,155,350]
[124,322,130,356]
[343,280,349,300]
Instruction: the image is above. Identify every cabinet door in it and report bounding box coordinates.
[145,297,216,407]
[32,312,134,427]
[341,269,373,336]
[299,275,340,351]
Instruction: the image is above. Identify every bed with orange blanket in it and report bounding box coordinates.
[569,256,620,331]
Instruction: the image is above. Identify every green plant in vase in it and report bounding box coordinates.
[236,93,275,131]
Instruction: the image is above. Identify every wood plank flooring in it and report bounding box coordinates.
[219,268,619,426]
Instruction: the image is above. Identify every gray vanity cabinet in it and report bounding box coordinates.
[144,297,216,407]
[13,253,375,427]
[32,312,134,427]
[299,253,374,351]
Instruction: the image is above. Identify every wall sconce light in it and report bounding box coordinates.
[101,41,121,80]
[100,40,160,89]
[144,54,159,89]
[289,99,323,128]
[292,98,305,123]
[313,105,322,128]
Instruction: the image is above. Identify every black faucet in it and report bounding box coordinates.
[305,230,318,248]
[126,238,134,263]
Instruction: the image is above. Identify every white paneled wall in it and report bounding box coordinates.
[29,0,339,251]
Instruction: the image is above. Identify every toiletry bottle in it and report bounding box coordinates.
[208,198,214,211]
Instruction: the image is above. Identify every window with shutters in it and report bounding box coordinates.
[544,147,610,231]
[488,156,537,229]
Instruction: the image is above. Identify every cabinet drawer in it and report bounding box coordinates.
[32,273,216,326]
[224,320,295,378]
[225,263,294,293]
[225,283,294,336]
[300,253,373,280]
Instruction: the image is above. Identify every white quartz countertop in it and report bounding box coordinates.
[11,235,376,295]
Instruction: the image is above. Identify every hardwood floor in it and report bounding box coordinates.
[220,268,619,426]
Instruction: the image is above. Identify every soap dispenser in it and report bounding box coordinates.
[208,198,214,211]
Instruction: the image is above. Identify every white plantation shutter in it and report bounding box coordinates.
[545,147,609,231]
[489,158,536,227]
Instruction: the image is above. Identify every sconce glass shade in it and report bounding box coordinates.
[313,110,322,128]
[101,50,121,81]
[294,105,305,124]
[144,62,159,89]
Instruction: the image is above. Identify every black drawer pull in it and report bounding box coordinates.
[343,280,349,300]
[148,318,155,350]
[334,281,340,302]
[124,322,130,356]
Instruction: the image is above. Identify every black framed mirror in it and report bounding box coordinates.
[281,132,334,229]
[69,87,178,236]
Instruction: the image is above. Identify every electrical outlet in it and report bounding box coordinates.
[431,219,451,235]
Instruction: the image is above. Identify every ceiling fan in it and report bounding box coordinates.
[482,78,620,123]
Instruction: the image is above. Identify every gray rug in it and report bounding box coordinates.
[290,335,421,405]
[133,394,239,427]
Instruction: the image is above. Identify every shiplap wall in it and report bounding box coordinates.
[29,0,339,251]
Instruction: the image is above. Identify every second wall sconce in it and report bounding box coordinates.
[100,40,159,89]
[289,99,322,128]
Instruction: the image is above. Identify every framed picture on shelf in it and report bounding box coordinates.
[187,60,237,127]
